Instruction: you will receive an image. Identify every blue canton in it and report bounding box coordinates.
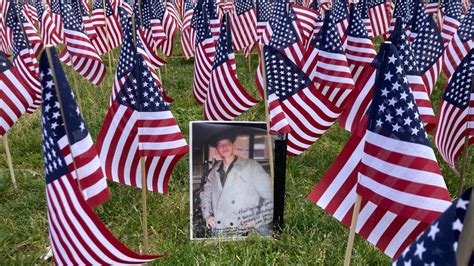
[368,44,430,146]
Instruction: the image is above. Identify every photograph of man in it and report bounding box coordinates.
[199,131,274,238]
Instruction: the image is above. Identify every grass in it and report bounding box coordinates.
[0,38,472,265]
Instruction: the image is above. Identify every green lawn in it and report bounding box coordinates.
[0,39,472,265]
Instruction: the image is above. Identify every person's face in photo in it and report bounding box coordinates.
[216,139,235,159]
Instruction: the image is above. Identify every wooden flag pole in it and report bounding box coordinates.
[132,6,149,252]
[344,195,362,266]
[456,187,474,265]
[248,54,251,73]
[140,157,148,252]
[102,0,114,70]
[259,45,275,184]
[457,134,471,197]
[2,133,17,189]
[457,75,473,196]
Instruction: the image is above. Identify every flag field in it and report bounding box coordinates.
[0,38,472,264]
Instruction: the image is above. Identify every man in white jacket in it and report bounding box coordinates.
[200,132,273,237]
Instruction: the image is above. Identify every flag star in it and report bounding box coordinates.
[385,113,393,122]
[388,54,397,64]
[392,82,401,91]
[384,71,393,81]
[52,112,60,119]
[453,242,458,251]
[427,222,439,241]
[376,119,383,127]
[379,104,386,112]
[452,219,463,232]
[80,122,85,131]
[456,198,469,209]
[381,88,389,96]
[392,123,401,132]
[400,91,408,100]
[396,65,403,74]
[411,127,419,135]
[404,259,411,266]
[46,80,54,89]
[414,242,426,260]
[51,121,58,129]
[388,98,397,106]
[45,92,53,101]
[407,102,414,109]
[76,106,80,114]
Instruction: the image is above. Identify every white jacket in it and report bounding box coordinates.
[200,157,273,232]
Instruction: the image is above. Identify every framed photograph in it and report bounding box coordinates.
[190,121,276,240]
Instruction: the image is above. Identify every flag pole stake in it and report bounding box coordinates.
[2,134,17,189]
[248,54,251,73]
[141,157,148,252]
[259,45,275,185]
[456,188,474,264]
[344,194,362,266]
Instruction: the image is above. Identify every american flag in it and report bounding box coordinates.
[255,0,274,45]
[291,2,321,45]
[308,43,451,259]
[332,0,349,44]
[0,9,9,55]
[394,188,473,265]
[157,1,182,56]
[229,0,257,51]
[40,47,110,209]
[96,18,188,193]
[21,0,38,26]
[441,0,463,47]
[50,0,64,41]
[191,0,218,104]
[388,17,437,130]
[462,0,472,13]
[204,14,258,120]
[411,13,444,95]
[180,0,195,59]
[0,51,35,136]
[408,0,430,42]
[91,0,122,54]
[58,3,106,86]
[425,0,440,14]
[359,0,374,38]
[77,0,98,39]
[34,1,62,46]
[40,50,163,266]
[434,49,474,171]
[9,9,41,113]
[443,4,474,81]
[8,2,43,58]
[356,42,451,226]
[369,0,390,37]
[303,0,323,50]
[339,3,377,133]
[141,0,167,50]
[321,0,332,10]
[388,0,411,34]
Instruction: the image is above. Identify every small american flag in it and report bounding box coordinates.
[443,4,474,81]
[332,0,349,44]
[229,0,257,51]
[339,3,377,133]
[50,0,65,41]
[191,0,218,104]
[394,188,474,265]
[388,18,437,130]
[141,0,167,50]
[408,0,430,42]
[434,49,474,171]
[358,0,374,38]
[34,1,62,46]
[204,14,258,120]
[180,0,196,59]
[40,49,163,266]
[308,43,451,259]
[21,1,38,26]
[255,0,274,45]
[96,19,188,193]
[356,42,451,226]
[369,0,390,37]
[91,0,122,54]
[0,51,35,136]
[58,3,106,86]
[410,8,444,95]
[9,2,43,58]
[77,0,98,39]
[292,2,321,45]
[40,47,110,209]
[157,1,182,56]
[9,8,41,113]
[388,0,410,34]
[425,0,440,14]
[441,0,463,47]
